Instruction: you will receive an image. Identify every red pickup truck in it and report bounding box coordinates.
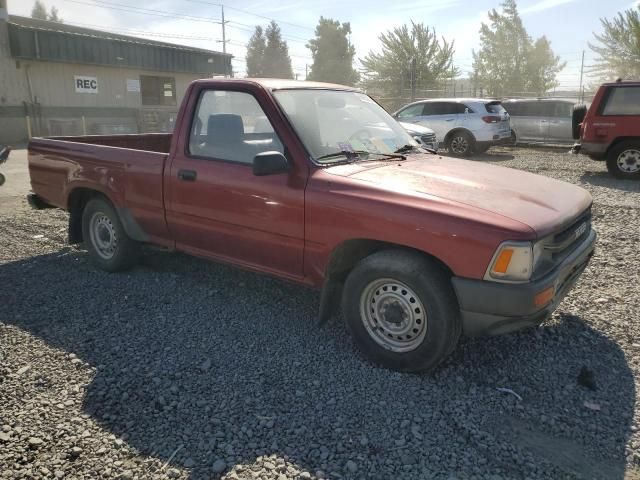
[28,78,596,372]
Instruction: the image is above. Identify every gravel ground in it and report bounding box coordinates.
[1,147,639,480]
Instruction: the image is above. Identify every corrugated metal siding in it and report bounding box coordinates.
[7,22,230,75]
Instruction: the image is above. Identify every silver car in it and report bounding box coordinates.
[502,99,577,144]
[399,122,439,152]
[393,98,511,156]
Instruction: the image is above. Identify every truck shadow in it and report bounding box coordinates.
[0,249,636,479]
[580,171,640,191]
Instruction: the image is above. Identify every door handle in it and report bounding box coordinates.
[178,169,197,181]
[446,118,455,122]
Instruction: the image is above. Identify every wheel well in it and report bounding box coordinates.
[444,128,475,145]
[318,239,453,324]
[607,137,640,155]
[67,188,106,244]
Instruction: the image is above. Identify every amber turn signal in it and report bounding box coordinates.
[534,286,555,308]
[492,248,514,274]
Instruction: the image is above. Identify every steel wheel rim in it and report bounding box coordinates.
[89,212,117,260]
[450,136,468,154]
[617,149,640,173]
[359,278,428,353]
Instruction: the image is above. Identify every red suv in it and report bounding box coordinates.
[573,80,640,179]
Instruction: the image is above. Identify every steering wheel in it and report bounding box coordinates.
[348,129,372,145]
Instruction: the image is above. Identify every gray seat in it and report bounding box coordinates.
[199,114,256,164]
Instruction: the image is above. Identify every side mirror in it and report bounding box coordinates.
[0,146,10,162]
[253,151,289,176]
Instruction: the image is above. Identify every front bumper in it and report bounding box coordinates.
[452,229,596,336]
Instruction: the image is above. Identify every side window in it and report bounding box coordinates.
[421,103,437,116]
[397,103,424,118]
[503,102,521,116]
[189,90,284,164]
[519,102,537,116]
[554,102,573,117]
[538,102,557,117]
[446,103,467,114]
[602,87,640,115]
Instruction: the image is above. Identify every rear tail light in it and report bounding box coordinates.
[482,115,501,123]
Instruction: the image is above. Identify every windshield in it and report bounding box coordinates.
[273,89,417,163]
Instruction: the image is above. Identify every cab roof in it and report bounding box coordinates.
[196,77,361,91]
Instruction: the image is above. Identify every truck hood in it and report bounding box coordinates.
[324,154,592,237]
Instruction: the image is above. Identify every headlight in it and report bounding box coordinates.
[484,241,534,282]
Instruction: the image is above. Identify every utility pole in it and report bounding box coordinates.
[410,57,417,102]
[221,5,226,54]
[578,50,585,103]
[305,64,308,80]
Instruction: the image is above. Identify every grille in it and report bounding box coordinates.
[533,207,592,280]
[545,209,592,260]
[420,133,437,144]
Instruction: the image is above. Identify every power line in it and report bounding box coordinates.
[60,0,222,24]
[46,18,219,41]
[184,0,315,31]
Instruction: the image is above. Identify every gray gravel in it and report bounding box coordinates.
[1,147,640,479]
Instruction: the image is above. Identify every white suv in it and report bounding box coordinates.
[393,98,511,156]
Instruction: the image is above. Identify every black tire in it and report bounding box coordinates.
[606,141,640,180]
[509,129,518,145]
[446,131,474,157]
[81,196,140,272]
[342,249,461,373]
[0,173,5,187]
[572,104,587,140]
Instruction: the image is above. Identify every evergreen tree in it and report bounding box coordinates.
[31,1,48,20]
[246,26,266,77]
[31,1,63,22]
[307,17,359,85]
[262,21,294,79]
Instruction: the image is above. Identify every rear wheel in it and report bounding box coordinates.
[82,197,140,271]
[342,250,461,372]
[447,132,474,157]
[606,142,640,179]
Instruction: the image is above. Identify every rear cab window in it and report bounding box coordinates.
[601,86,640,116]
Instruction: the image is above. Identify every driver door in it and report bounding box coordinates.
[165,88,306,279]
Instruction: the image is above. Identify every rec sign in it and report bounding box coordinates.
[74,75,98,93]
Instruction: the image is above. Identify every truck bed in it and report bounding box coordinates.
[28,133,171,244]
[48,133,172,153]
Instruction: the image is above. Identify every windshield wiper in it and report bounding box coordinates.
[316,150,406,164]
[316,150,369,162]
[395,144,437,155]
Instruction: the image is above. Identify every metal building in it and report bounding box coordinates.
[0,2,232,144]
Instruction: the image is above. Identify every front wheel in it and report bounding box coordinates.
[447,132,474,157]
[606,142,640,179]
[342,250,461,372]
[82,197,140,272]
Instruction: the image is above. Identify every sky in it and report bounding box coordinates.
[6,0,640,90]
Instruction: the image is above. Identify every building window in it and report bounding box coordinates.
[140,75,176,106]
